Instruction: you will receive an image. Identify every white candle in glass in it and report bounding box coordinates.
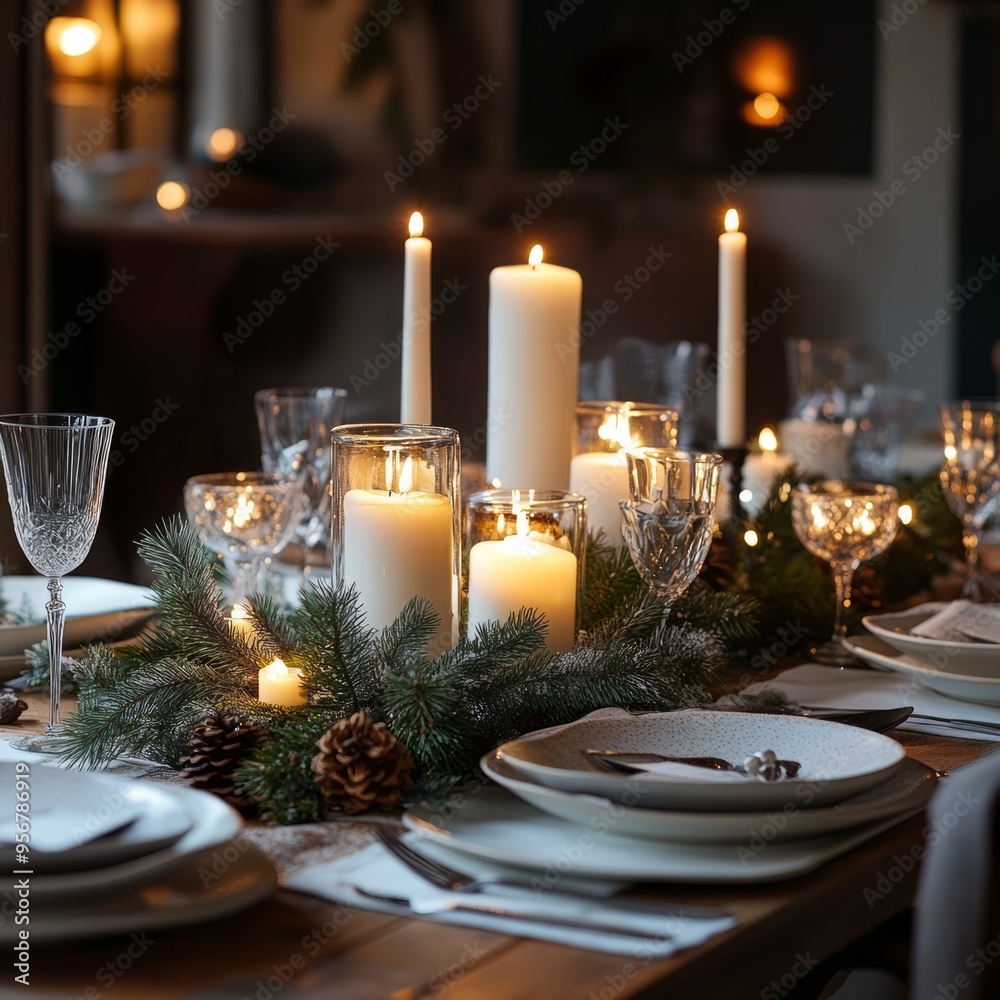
[467,510,577,652]
[258,658,306,707]
[342,455,453,653]
[487,245,582,489]
[568,412,629,544]
[741,427,793,516]
[717,209,747,448]
[401,211,432,424]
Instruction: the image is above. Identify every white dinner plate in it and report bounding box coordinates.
[481,751,937,844]
[844,634,1000,706]
[0,781,243,898]
[496,709,906,811]
[863,604,1000,677]
[403,787,925,884]
[0,840,276,943]
[0,576,154,656]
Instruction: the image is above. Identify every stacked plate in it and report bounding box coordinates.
[0,763,276,942]
[401,709,936,884]
[850,602,1000,704]
[0,576,156,680]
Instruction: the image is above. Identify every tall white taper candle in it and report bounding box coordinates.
[401,212,432,424]
[717,209,747,447]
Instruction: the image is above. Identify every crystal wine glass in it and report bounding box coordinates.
[620,449,722,638]
[254,387,347,581]
[939,399,1000,599]
[791,481,899,665]
[183,472,302,608]
[0,413,114,743]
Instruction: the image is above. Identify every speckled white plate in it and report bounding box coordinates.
[863,604,1000,677]
[496,709,906,811]
[482,751,936,843]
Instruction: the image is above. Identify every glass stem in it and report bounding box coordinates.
[45,577,65,728]
[232,559,260,608]
[962,526,981,599]
[831,562,855,645]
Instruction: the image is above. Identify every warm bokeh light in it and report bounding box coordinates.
[724,209,740,233]
[529,244,544,266]
[207,127,241,161]
[52,18,102,57]
[753,92,781,120]
[898,503,913,526]
[744,529,759,547]
[732,37,796,97]
[156,181,189,211]
[740,489,753,504]
[758,427,778,452]
[408,211,424,238]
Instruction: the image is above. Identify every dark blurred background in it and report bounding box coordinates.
[0,0,996,581]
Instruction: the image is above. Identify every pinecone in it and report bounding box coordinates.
[179,709,268,815]
[0,690,28,725]
[312,711,414,815]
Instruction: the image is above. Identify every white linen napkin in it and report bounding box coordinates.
[910,601,1000,643]
[738,664,1000,741]
[0,762,142,852]
[284,838,737,957]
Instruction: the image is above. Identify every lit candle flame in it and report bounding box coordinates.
[597,412,632,450]
[54,18,101,56]
[724,209,740,233]
[528,244,544,267]
[408,211,424,238]
[758,427,778,452]
[230,604,248,621]
[516,509,530,537]
[262,658,289,679]
[398,455,413,494]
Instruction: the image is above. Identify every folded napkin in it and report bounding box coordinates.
[910,601,1000,644]
[616,760,746,783]
[738,664,1000,742]
[284,836,737,957]
[0,762,141,852]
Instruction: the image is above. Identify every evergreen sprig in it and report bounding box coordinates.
[53,518,753,823]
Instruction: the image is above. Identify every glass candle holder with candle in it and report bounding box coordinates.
[331,424,460,654]
[465,489,587,652]
[568,402,677,545]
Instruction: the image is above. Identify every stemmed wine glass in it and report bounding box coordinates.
[939,399,1000,599]
[254,387,347,583]
[0,414,114,745]
[619,448,722,639]
[791,481,899,665]
[183,472,302,609]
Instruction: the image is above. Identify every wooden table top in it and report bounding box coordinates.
[5,690,998,1000]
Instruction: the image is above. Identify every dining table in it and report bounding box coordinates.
[5,674,997,1000]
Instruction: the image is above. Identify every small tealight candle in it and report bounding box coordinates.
[226,604,254,638]
[258,658,306,707]
[742,427,793,516]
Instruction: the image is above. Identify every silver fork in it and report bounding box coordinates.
[373,826,730,923]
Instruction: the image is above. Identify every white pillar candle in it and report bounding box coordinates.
[342,459,453,653]
[258,658,306,707]
[401,212,432,424]
[487,245,582,489]
[467,515,578,652]
[569,451,627,544]
[741,427,793,516]
[717,210,747,447]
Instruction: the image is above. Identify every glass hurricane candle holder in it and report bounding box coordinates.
[184,472,302,607]
[466,489,587,652]
[569,401,678,546]
[331,424,460,654]
[621,449,722,635]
